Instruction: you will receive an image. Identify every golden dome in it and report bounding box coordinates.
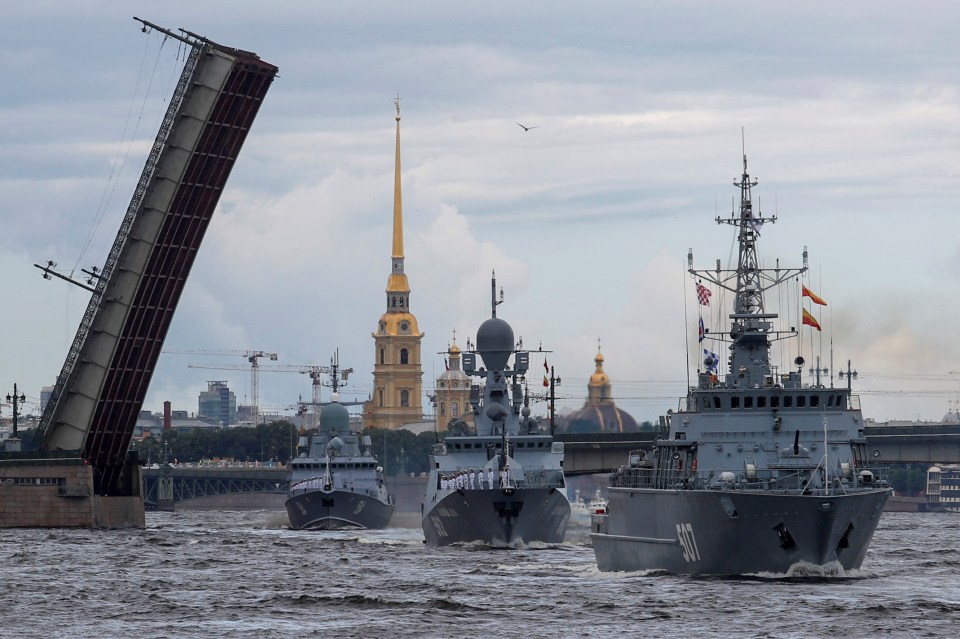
[589,370,610,387]
[377,311,421,336]
[588,347,609,388]
[449,342,461,355]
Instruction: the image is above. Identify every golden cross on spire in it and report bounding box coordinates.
[394,94,401,119]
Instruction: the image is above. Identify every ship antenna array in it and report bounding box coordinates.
[490,270,504,318]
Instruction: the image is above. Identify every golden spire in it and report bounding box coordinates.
[392,95,403,260]
[384,97,412,304]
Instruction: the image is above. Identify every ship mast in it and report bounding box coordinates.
[731,154,766,317]
[689,155,807,379]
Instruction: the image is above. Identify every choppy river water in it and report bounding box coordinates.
[2,510,958,638]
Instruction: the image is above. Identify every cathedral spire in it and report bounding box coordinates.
[385,96,411,305]
[367,97,424,431]
[392,95,404,260]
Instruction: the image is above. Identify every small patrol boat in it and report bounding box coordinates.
[421,273,571,546]
[591,155,891,575]
[286,362,394,530]
[571,489,608,525]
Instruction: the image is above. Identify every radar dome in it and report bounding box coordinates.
[320,401,349,433]
[476,317,514,371]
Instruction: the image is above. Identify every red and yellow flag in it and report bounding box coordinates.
[802,285,827,306]
[802,308,822,331]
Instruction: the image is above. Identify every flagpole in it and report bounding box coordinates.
[683,258,691,390]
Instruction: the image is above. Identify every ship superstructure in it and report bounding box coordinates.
[591,156,891,575]
[421,273,571,546]
[286,357,394,530]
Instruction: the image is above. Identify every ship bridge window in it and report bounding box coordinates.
[758,396,767,408]
[745,397,754,409]
[810,395,820,408]
[731,397,740,409]
[714,396,721,409]
[797,396,807,408]
[771,396,780,408]
[784,397,793,408]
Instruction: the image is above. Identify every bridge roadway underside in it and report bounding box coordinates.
[864,429,960,465]
[555,432,654,475]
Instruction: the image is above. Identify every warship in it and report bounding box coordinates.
[591,156,891,575]
[421,274,571,546]
[286,363,394,530]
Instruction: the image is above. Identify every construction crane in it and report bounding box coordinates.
[187,351,354,428]
[164,349,278,425]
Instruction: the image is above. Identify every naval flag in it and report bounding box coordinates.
[703,348,719,373]
[802,308,822,331]
[802,285,827,306]
[696,282,712,306]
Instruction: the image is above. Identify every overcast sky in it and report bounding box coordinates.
[2,1,958,425]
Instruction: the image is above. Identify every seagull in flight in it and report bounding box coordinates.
[516,122,539,132]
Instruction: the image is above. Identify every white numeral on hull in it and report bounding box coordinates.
[676,522,701,562]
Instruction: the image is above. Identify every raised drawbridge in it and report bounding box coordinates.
[35,20,278,499]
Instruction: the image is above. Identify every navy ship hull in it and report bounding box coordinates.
[591,487,891,575]
[286,490,394,530]
[422,486,571,547]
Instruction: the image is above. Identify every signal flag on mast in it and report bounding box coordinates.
[802,285,827,306]
[802,308,822,331]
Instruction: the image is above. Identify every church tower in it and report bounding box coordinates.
[435,335,472,431]
[364,98,425,430]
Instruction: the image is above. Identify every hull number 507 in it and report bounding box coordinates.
[676,523,701,562]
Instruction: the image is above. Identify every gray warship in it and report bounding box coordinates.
[286,362,394,530]
[591,156,891,575]
[421,274,571,546]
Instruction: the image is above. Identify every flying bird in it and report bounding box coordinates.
[516,122,539,131]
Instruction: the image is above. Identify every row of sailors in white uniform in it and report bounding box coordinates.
[440,468,511,490]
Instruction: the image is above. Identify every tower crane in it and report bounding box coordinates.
[187,351,354,428]
[164,349,278,425]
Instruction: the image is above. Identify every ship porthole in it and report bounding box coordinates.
[818,502,833,512]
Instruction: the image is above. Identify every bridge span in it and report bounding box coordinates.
[142,426,960,510]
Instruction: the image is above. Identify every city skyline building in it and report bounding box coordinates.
[198,380,237,426]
